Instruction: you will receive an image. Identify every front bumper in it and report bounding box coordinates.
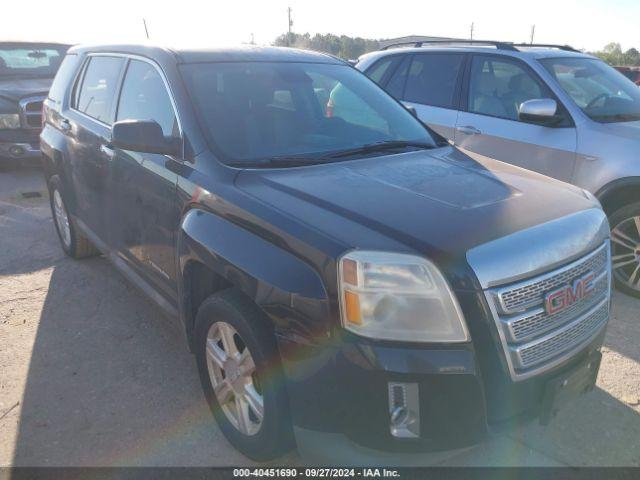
[0,129,41,161]
[277,313,605,465]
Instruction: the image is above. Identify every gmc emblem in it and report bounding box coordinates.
[544,271,595,315]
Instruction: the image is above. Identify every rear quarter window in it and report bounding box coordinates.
[48,54,80,104]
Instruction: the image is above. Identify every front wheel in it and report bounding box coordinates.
[610,201,640,298]
[194,289,293,460]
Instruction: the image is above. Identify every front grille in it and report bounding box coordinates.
[19,96,45,130]
[486,241,611,380]
[497,245,608,314]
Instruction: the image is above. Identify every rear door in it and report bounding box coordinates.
[110,58,182,301]
[65,55,125,242]
[454,54,577,181]
[376,52,466,140]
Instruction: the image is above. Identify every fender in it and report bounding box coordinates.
[177,208,331,342]
[594,176,640,214]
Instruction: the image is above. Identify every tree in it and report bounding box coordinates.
[274,32,381,60]
[591,43,640,66]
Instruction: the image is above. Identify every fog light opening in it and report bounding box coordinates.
[388,382,420,438]
[9,145,25,157]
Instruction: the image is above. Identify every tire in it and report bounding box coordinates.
[609,201,640,299]
[48,175,100,259]
[194,289,293,461]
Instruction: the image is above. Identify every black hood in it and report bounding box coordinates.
[0,77,52,103]
[236,146,599,266]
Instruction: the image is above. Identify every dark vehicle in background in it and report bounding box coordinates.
[0,42,70,166]
[41,44,610,464]
[614,66,640,86]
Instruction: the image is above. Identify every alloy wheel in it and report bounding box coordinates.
[53,189,71,249]
[205,321,264,436]
[611,216,640,292]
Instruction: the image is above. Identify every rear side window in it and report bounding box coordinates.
[384,55,411,98]
[75,56,124,124]
[403,53,464,109]
[116,60,178,137]
[48,54,79,104]
[366,57,397,85]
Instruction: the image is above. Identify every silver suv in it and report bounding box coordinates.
[356,40,640,298]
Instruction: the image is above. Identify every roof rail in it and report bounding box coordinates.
[511,43,580,53]
[380,40,518,51]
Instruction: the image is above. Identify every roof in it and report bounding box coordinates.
[68,43,346,65]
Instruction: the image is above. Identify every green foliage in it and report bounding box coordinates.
[591,43,640,66]
[273,32,381,60]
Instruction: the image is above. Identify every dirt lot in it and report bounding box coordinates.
[0,167,639,467]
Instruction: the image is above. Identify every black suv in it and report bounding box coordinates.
[41,44,611,464]
[0,42,69,166]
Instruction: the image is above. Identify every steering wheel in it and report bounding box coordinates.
[586,93,610,110]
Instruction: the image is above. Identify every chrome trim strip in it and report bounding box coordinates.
[467,208,610,289]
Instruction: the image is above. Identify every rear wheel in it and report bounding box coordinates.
[194,289,293,460]
[610,201,640,298]
[48,175,99,259]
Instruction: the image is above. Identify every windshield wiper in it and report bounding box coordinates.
[591,113,640,122]
[227,156,332,168]
[325,140,435,159]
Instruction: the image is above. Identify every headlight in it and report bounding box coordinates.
[0,114,20,129]
[338,251,469,342]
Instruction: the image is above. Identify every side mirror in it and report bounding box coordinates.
[518,99,561,126]
[111,120,180,156]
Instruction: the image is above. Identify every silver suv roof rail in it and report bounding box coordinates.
[379,40,580,53]
[512,43,580,52]
[380,40,518,51]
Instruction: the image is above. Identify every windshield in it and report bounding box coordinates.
[180,62,437,166]
[0,45,68,78]
[540,57,640,123]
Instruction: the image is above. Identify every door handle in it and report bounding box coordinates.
[456,125,482,135]
[100,144,115,159]
[60,119,71,132]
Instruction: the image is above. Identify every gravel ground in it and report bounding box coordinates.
[0,167,638,467]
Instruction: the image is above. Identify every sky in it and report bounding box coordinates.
[3,0,639,52]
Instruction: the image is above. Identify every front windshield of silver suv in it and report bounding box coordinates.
[540,57,640,123]
[180,62,437,166]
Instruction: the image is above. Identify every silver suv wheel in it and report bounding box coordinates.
[611,216,640,291]
[205,321,264,436]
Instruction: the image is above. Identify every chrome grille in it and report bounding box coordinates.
[19,96,45,130]
[485,241,611,381]
[497,245,608,314]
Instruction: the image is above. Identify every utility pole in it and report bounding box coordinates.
[287,7,293,46]
[470,22,474,40]
[530,25,535,45]
[143,18,149,40]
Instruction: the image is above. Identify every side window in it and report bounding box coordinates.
[385,55,411,98]
[404,53,464,109]
[468,56,544,121]
[116,60,178,137]
[365,57,397,85]
[48,54,79,104]
[75,56,124,124]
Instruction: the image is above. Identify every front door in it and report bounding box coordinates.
[110,58,182,301]
[455,54,577,182]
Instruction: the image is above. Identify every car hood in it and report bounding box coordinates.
[598,119,640,140]
[236,146,602,282]
[0,77,52,103]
